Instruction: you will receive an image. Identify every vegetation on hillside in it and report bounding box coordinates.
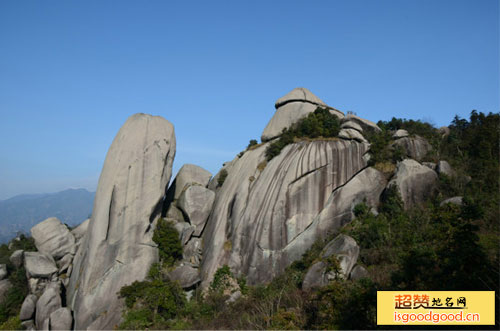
[265,107,340,161]
[0,235,36,330]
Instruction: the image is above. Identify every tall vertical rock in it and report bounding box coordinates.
[67,113,176,330]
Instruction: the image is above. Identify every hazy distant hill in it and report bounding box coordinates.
[0,188,94,243]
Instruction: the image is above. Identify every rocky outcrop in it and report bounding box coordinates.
[437,160,454,177]
[393,129,409,138]
[201,139,369,286]
[168,264,201,289]
[350,265,369,280]
[339,128,368,143]
[169,164,212,201]
[71,218,89,242]
[340,120,363,132]
[392,136,431,161]
[0,279,12,304]
[388,159,438,209]
[31,217,76,259]
[67,113,176,330]
[262,88,344,141]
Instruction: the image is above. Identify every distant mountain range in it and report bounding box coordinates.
[0,188,95,243]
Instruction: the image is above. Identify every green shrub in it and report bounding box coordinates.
[217,169,228,188]
[210,265,233,292]
[265,107,340,161]
[152,219,182,266]
[247,139,258,149]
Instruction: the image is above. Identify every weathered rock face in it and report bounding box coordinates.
[71,218,89,242]
[339,128,368,143]
[393,129,409,138]
[0,279,12,304]
[261,88,344,141]
[388,159,438,209]
[24,252,58,278]
[10,249,24,268]
[168,264,201,289]
[67,113,176,330]
[341,114,381,134]
[31,217,76,259]
[201,139,369,286]
[437,160,454,177]
[350,265,369,280]
[440,196,463,207]
[169,164,212,201]
[0,264,6,280]
[49,307,73,330]
[392,136,431,161]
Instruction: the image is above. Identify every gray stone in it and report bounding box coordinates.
[173,221,191,240]
[31,217,76,259]
[183,238,202,266]
[10,249,24,269]
[302,261,327,290]
[341,114,381,134]
[275,87,327,109]
[439,126,450,137]
[67,113,176,330]
[393,129,409,138]
[28,278,50,296]
[178,186,215,237]
[339,128,368,143]
[181,226,195,245]
[392,136,432,161]
[350,265,369,281]
[437,160,454,177]
[0,279,12,304]
[422,162,437,171]
[24,252,58,278]
[166,204,185,222]
[57,254,73,274]
[170,164,212,201]
[440,196,463,207]
[20,294,37,321]
[201,139,370,287]
[168,264,201,289]
[226,290,242,303]
[71,218,89,242]
[321,234,359,278]
[0,264,6,280]
[388,159,438,209]
[21,319,35,330]
[49,307,73,330]
[36,282,61,329]
[341,120,363,132]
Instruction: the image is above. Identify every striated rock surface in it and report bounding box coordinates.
[262,88,344,141]
[388,159,438,209]
[67,113,176,330]
[392,136,431,161]
[30,217,76,259]
[49,307,73,330]
[201,139,369,286]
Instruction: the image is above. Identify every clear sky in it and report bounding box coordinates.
[0,0,498,200]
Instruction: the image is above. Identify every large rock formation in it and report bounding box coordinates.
[67,113,176,330]
[392,135,432,161]
[261,88,344,141]
[201,138,370,286]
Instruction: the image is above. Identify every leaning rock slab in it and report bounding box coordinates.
[31,217,76,259]
[341,120,363,132]
[20,294,37,321]
[178,185,215,236]
[24,252,58,278]
[388,159,438,209]
[67,113,176,330]
[49,307,73,330]
[275,87,327,108]
[341,114,381,134]
[168,264,201,288]
[71,218,89,242]
[393,129,409,138]
[36,282,61,329]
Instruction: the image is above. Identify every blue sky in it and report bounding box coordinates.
[0,0,498,200]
